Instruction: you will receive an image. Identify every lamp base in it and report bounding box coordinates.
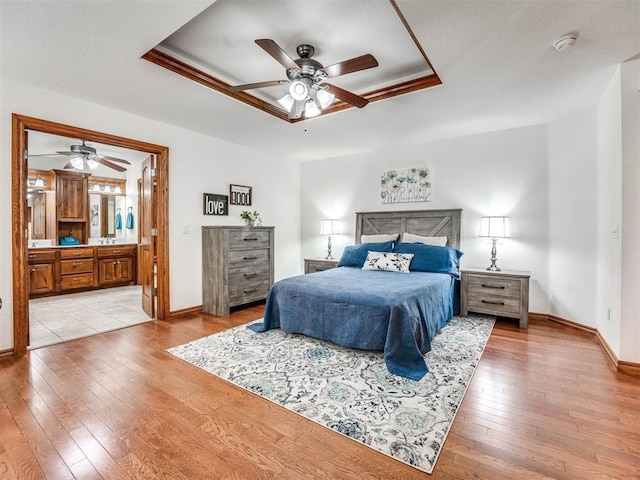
[325,235,333,260]
[487,238,501,271]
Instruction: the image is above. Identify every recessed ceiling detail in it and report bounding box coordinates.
[142,0,441,122]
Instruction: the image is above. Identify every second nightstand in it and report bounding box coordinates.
[460,267,530,328]
[304,258,338,274]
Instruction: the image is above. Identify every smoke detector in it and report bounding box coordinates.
[554,35,577,52]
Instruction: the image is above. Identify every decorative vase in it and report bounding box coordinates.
[243,218,254,227]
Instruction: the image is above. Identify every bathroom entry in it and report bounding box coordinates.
[11,114,170,355]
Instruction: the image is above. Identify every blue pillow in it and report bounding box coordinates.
[337,241,395,267]
[393,242,463,278]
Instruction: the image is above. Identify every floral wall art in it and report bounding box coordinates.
[381,167,431,204]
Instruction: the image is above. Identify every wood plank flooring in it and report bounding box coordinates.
[1,306,639,479]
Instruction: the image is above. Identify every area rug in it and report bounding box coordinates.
[167,314,495,474]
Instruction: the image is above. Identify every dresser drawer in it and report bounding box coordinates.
[228,273,271,305]
[60,247,94,259]
[60,272,94,290]
[60,258,94,275]
[228,229,271,250]
[466,274,522,297]
[467,295,522,316]
[228,248,270,267]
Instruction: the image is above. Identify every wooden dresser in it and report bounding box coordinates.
[202,226,275,317]
[460,267,530,328]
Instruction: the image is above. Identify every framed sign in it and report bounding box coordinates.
[203,193,228,216]
[230,184,252,206]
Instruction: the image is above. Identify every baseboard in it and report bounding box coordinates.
[169,305,203,319]
[532,312,640,376]
[0,348,15,358]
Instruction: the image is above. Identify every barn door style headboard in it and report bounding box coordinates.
[355,209,462,249]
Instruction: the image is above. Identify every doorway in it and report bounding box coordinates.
[11,114,170,355]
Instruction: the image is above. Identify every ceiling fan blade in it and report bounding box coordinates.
[55,151,75,156]
[288,99,305,120]
[325,84,369,108]
[320,54,378,78]
[95,154,131,165]
[93,157,127,172]
[228,80,288,92]
[28,153,65,158]
[255,39,299,70]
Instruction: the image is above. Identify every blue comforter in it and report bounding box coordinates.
[249,266,458,380]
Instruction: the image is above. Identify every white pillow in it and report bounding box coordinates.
[361,233,399,243]
[362,251,414,273]
[402,232,448,246]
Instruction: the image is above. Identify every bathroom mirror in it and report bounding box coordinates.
[90,194,127,239]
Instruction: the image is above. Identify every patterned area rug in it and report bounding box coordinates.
[167,314,495,474]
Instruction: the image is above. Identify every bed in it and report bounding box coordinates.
[249,209,463,380]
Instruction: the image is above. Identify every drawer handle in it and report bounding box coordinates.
[244,273,257,278]
[243,256,258,260]
[72,262,82,267]
[28,254,36,258]
[73,277,82,281]
[481,299,505,306]
[112,250,121,254]
[244,288,257,294]
[244,238,258,242]
[73,252,82,256]
[482,284,505,289]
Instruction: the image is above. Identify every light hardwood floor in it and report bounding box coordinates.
[1,306,638,479]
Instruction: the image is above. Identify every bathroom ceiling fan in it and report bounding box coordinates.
[29,140,132,172]
[228,39,379,119]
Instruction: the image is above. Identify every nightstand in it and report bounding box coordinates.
[304,258,338,274]
[460,267,530,328]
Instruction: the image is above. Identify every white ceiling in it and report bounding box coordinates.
[2,1,638,162]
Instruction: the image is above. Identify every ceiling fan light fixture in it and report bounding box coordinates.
[316,89,335,109]
[70,157,85,170]
[86,158,99,170]
[289,79,310,101]
[277,93,295,111]
[304,99,321,118]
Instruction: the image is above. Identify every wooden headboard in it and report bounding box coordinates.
[355,209,462,249]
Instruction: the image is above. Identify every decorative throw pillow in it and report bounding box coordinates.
[401,232,448,246]
[362,251,414,273]
[337,241,394,268]
[360,233,399,243]
[393,242,463,278]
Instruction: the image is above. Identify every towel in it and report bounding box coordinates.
[115,212,122,230]
[126,211,134,229]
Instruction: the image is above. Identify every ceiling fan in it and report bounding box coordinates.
[228,39,379,119]
[29,140,132,172]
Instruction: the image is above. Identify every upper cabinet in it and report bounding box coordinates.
[52,170,90,244]
[56,170,89,221]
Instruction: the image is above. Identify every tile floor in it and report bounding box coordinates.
[29,285,152,349]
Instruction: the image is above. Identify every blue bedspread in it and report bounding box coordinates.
[249,266,458,380]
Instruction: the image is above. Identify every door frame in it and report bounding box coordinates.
[11,114,170,355]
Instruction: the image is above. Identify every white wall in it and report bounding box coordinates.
[596,67,623,355]
[547,108,600,327]
[300,125,551,313]
[620,58,640,363]
[0,79,301,351]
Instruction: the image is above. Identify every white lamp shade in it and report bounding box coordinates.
[320,219,339,235]
[479,216,511,238]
